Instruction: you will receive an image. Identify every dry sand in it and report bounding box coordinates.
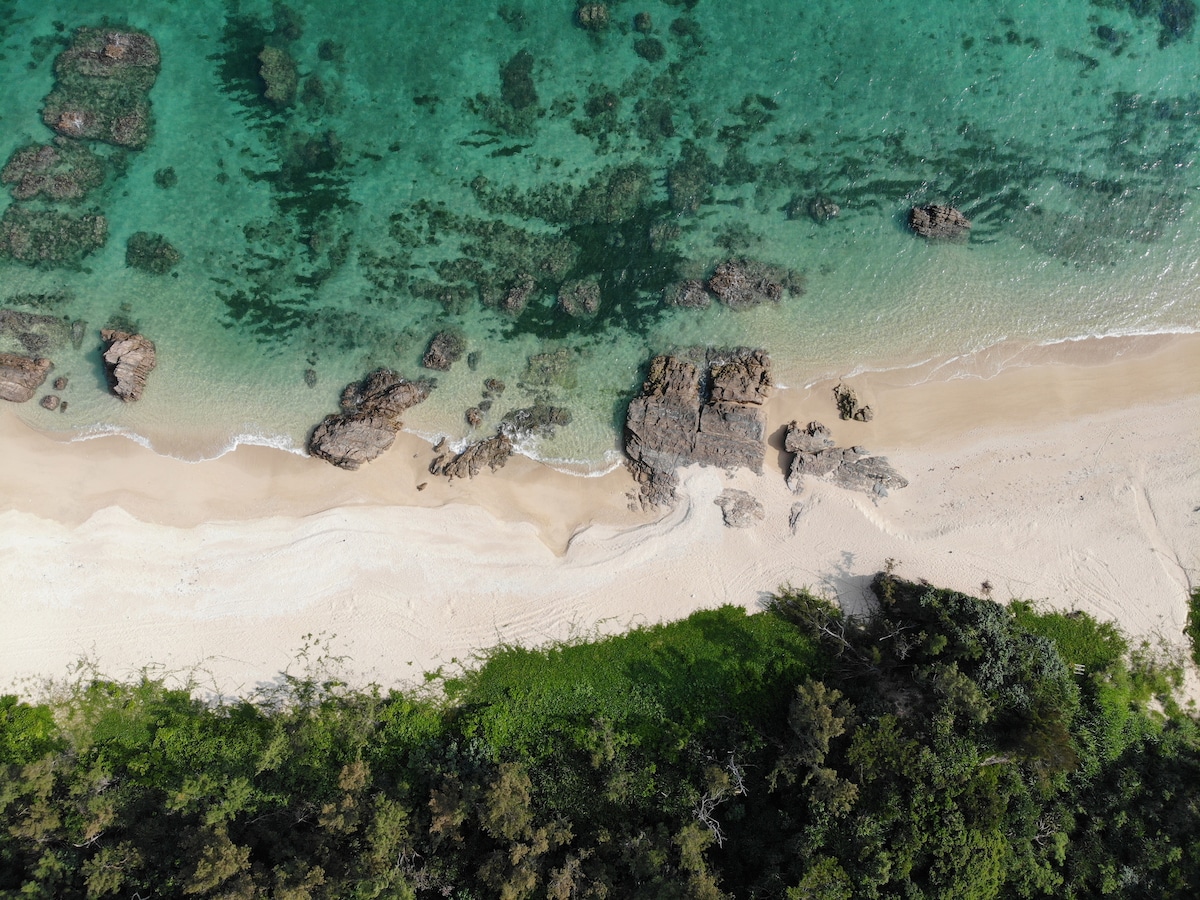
[1,332,1197,698]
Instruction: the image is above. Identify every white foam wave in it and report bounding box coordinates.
[69,423,306,463]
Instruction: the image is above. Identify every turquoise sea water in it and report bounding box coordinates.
[1,0,1197,468]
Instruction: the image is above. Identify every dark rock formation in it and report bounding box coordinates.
[715,489,765,528]
[908,204,971,240]
[100,329,156,401]
[784,420,907,496]
[258,46,298,106]
[785,420,835,454]
[706,258,803,309]
[465,406,483,429]
[308,369,434,470]
[833,382,873,421]
[125,231,181,274]
[53,376,69,391]
[422,329,467,371]
[625,350,772,507]
[0,354,52,403]
[634,12,654,33]
[39,394,60,411]
[41,28,161,149]
[430,432,514,479]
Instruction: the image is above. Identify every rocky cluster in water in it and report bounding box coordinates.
[0,26,162,267]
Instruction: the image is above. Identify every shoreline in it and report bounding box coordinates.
[1,331,1198,696]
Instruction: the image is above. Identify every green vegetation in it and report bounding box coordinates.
[1187,586,1200,666]
[1,578,1197,898]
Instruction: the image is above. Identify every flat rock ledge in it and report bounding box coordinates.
[308,368,433,470]
[715,489,765,528]
[625,349,772,507]
[100,329,156,401]
[429,432,514,480]
[784,420,908,496]
[0,353,52,403]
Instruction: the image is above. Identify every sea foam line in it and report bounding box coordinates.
[69,423,307,463]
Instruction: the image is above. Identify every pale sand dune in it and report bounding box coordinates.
[1,333,1197,697]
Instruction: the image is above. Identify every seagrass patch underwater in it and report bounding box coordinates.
[1,0,1198,465]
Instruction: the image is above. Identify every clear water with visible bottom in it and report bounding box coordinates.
[1,0,1197,468]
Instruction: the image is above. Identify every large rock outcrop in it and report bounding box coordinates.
[0,353,52,402]
[100,329,156,400]
[784,420,908,496]
[625,349,771,506]
[908,204,971,240]
[308,369,433,470]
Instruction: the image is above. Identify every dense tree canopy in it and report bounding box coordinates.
[1,576,1197,898]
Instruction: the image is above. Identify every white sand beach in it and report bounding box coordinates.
[1,332,1197,697]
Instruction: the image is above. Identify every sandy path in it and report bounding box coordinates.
[1,333,1197,696]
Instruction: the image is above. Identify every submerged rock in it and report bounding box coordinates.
[100,329,156,401]
[422,329,467,371]
[576,3,611,31]
[0,309,73,354]
[557,277,601,317]
[0,353,53,403]
[908,204,971,240]
[501,402,572,438]
[258,46,298,106]
[500,273,536,315]
[1,141,106,203]
[308,369,434,470]
[0,206,107,264]
[662,279,712,309]
[784,420,907,495]
[41,28,161,149]
[499,49,537,110]
[706,258,803,309]
[624,350,772,507]
[125,231,181,274]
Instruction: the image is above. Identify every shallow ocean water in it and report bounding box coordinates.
[1,0,1197,467]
